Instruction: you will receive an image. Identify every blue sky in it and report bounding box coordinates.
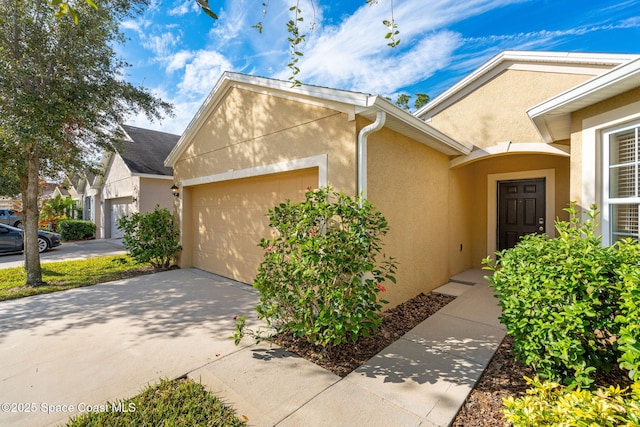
[120,0,640,135]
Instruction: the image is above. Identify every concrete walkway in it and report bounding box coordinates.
[190,269,505,427]
[0,268,504,427]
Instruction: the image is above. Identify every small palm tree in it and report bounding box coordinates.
[40,195,77,231]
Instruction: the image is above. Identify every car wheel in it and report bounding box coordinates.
[14,221,22,228]
[38,237,49,253]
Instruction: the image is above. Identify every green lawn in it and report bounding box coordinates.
[65,378,247,427]
[0,255,153,301]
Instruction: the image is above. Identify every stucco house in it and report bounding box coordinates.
[56,125,180,239]
[54,173,98,221]
[100,125,180,239]
[165,50,640,307]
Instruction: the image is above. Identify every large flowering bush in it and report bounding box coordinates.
[236,187,396,347]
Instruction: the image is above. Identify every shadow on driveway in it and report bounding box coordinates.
[0,268,261,427]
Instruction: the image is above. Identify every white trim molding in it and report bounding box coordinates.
[487,169,556,257]
[181,154,328,188]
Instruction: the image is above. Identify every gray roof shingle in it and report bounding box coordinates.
[119,125,180,176]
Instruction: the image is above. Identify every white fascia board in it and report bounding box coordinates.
[415,50,638,119]
[369,96,472,156]
[131,173,174,180]
[528,57,640,142]
[528,57,640,118]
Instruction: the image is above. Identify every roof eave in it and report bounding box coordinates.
[366,97,472,156]
[528,57,640,143]
[416,50,639,120]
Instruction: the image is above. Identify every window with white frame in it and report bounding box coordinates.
[604,122,640,243]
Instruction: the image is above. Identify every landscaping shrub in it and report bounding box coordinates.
[503,376,640,426]
[118,206,181,269]
[485,203,640,387]
[236,187,396,347]
[614,242,640,382]
[58,220,96,240]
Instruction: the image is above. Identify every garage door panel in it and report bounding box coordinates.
[190,168,318,284]
[110,197,134,239]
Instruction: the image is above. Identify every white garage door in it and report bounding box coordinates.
[110,197,134,239]
[190,168,318,284]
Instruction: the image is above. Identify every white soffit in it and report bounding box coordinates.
[529,57,640,143]
[415,50,637,120]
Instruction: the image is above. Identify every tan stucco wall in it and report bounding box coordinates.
[174,87,357,194]
[102,154,137,201]
[427,70,592,148]
[460,154,570,266]
[173,86,359,278]
[569,87,640,208]
[366,126,451,307]
[139,178,174,213]
[448,166,474,275]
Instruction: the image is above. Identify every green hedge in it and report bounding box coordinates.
[58,220,96,241]
[485,203,640,387]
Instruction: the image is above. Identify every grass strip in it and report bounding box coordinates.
[64,378,247,427]
[0,255,153,301]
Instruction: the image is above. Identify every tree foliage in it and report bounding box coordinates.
[0,0,172,285]
[391,93,430,112]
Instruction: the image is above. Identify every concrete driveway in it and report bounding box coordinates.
[0,268,260,427]
[0,239,127,270]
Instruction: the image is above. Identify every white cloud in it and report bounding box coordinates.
[278,0,525,94]
[120,18,152,34]
[166,50,195,73]
[142,32,181,57]
[178,50,234,96]
[167,1,200,17]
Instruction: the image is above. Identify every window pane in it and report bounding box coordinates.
[610,129,637,165]
[611,204,638,241]
[610,165,636,198]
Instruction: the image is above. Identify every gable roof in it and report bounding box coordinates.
[415,50,638,120]
[165,72,472,167]
[119,125,180,176]
[528,57,640,143]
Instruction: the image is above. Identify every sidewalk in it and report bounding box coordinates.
[189,269,505,427]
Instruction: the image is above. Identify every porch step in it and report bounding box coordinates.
[432,281,473,297]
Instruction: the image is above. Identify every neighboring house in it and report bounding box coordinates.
[55,126,179,239]
[100,125,180,239]
[54,173,93,219]
[165,51,640,307]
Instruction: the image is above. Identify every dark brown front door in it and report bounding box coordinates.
[498,178,546,251]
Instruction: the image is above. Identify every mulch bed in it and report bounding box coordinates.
[270,291,635,426]
[270,292,455,377]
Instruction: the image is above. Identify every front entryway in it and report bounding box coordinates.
[497,178,546,251]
